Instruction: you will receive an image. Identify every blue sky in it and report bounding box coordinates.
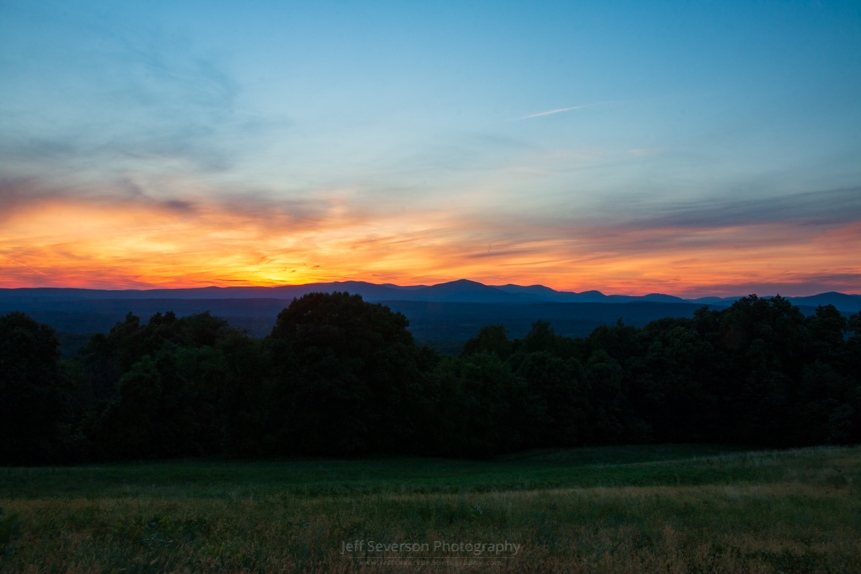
[1,0,860,295]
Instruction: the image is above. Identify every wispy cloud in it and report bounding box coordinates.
[518,104,592,120]
[0,8,285,183]
[0,255,50,278]
[640,186,861,230]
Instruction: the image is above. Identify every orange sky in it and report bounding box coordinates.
[3,193,859,297]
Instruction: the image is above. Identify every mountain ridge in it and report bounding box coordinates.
[2,280,859,311]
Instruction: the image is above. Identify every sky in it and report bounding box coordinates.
[1,0,860,297]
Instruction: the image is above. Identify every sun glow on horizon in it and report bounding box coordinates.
[2,196,859,298]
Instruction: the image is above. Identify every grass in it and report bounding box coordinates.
[1,444,859,573]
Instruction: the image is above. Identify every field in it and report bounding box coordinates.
[1,444,859,573]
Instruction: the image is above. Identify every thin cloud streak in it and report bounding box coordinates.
[1,255,50,277]
[642,187,861,230]
[518,104,592,120]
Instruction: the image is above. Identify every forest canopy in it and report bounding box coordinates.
[1,293,859,464]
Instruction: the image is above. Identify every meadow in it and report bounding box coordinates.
[1,444,859,573]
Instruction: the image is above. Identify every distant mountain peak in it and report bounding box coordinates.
[429,279,499,291]
[436,278,488,287]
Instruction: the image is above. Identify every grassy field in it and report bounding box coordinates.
[1,444,859,573]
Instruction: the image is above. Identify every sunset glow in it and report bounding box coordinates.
[3,193,859,297]
[2,1,859,297]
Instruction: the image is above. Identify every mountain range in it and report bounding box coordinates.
[2,279,860,311]
[3,280,859,357]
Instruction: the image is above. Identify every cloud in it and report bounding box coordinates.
[0,176,197,222]
[0,178,43,221]
[0,8,288,182]
[489,185,861,256]
[642,186,861,230]
[519,105,591,120]
[1,168,859,296]
[0,255,50,278]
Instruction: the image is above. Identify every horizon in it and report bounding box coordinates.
[2,277,859,301]
[2,1,859,297]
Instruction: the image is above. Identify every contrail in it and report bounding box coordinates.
[520,104,590,119]
[1,255,50,277]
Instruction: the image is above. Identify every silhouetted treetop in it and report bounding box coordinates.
[269,291,414,355]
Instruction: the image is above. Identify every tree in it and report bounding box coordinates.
[428,352,538,458]
[267,292,427,456]
[805,304,847,363]
[0,312,70,464]
[511,351,588,447]
[77,311,249,460]
[462,324,512,359]
[634,319,718,442]
[76,310,243,400]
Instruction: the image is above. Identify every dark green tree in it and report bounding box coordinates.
[805,304,847,362]
[428,352,539,458]
[632,317,721,442]
[78,312,249,460]
[267,292,429,456]
[0,312,70,464]
[510,351,589,447]
[461,324,512,360]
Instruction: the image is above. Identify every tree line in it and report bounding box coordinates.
[2,292,859,464]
